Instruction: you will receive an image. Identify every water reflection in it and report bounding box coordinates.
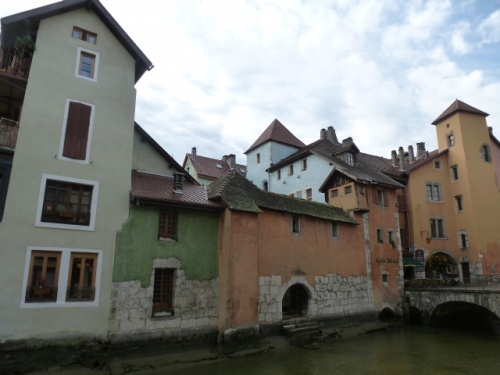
[160,326,499,375]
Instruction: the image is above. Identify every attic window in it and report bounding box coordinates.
[346,152,354,166]
[72,27,97,44]
[216,163,223,169]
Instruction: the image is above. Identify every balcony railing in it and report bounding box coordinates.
[0,118,19,150]
[0,51,32,78]
[405,274,500,290]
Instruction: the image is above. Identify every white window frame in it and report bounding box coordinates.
[75,47,99,82]
[458,230,469,249]
[58,98,96,164]
[426,183,442,202]
[21,246,102,308]
[35,173,99,231]
[305,187,313,201]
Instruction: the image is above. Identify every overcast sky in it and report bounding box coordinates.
[3,0,500,165]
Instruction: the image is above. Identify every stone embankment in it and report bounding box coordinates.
[2,320,400,375]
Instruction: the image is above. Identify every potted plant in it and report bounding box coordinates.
[9,35,34,75]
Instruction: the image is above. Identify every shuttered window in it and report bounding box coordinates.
[63,102,91,160]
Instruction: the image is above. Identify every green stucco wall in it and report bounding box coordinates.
[114,205,220,285]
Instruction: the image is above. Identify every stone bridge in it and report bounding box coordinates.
[405,286,500,329]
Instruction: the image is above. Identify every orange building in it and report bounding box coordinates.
[402,100,500,281]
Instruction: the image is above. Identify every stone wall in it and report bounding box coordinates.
[109,258,218,342]
[258,274,373,324]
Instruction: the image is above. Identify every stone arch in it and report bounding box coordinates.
[427,292,500,321]
[379,306,397,321]
[430,301,500,328]
[425,251,459,280]
[277,277,318,318]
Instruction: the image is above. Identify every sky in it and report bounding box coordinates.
[3,0,500,166]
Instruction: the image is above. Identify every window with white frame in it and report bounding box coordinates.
[76,47,99,81]
[346,152,354,166]
[295,190,302,199]
[447,133,455,147]
[458,231,469,249]
[59,99,95,162]
[305,188,312,200]
[22,247,101,306]
[388,230,396,247]
[426,183,442,201]
[36,174,99,231]
[430,218,446,239]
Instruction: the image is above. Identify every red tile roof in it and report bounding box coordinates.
[131,171,224,210]
[184,154,246,181]
[245,119,305,154]
[432,99,489,125]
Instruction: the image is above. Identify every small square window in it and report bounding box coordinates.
[72,27,97,44]
[434,160,442,169]
[345,186,352,195]
[331,189,339,198]
[382,273,389,284]
[159,210,178,241]
[295,190,302,199]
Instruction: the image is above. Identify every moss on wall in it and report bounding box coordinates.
[114,205,220,285]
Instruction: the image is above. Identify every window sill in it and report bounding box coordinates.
[158,237,177,243]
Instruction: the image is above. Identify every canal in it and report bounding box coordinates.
[155,326,500,375]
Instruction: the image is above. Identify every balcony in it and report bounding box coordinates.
[0,51,32,79]
[0,118,19,150]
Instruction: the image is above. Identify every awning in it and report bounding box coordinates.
[403,257,423,267]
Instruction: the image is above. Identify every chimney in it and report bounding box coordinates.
[326,126,339,144]
[398,146,405,170]
[408,145,415,164]
[320,128,327,139]
[223,154,236,169]
[391,150,398,166]
[342,137,353,146]
[173,172,184,193]
[191,147,197,160]
[416,142,426,158]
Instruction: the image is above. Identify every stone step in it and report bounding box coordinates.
[282,317,311,326]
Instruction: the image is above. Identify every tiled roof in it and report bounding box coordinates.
[245,119,305,154]
[208,171,358,224]
[432,99,489,125]
[184,154,246,180]
[357,153,406,179]
[407,149,447,172]
[131,171,224,210]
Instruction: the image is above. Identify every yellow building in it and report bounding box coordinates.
[405,100,500,281]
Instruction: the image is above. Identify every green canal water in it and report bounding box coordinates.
[159,326,500,375]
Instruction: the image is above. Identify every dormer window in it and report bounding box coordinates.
[346,152,354,166]
[216,163,223,169]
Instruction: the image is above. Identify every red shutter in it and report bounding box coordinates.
[63,102,91,160]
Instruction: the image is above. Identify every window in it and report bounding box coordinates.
[459,231,469,249]
[277,169,281,180]
[292,216,300,234]
[373,187,388,206]
[153,268,175,317]
[306,188,313,201]
[481,144,492,162]
[451,165,459,181]
[23,247,101,306]
[382,272,389,285]
[302,159,307,171]
[60,100,94,161]
[346,152,354,166]
[257,153,261,164]
[25,251,61,302]
[455,195,463,212]
[66,253,97,301]
[0,161,12,221]
[289,165,294,176]
[447,133,455,147]
[36,174,99,231]
[345,185,352,194]
[331,189,339,198]
[76,48,98,80]
[263,181,268,192]
[430,218,446,239]
[295,190,302,199]
[331,222,339,238]
[377,228,384,243]
[434,160,442,169]
[388,230,396,247]
[159,210,178,240]
[72,27,97,44]
[426,183,441,201]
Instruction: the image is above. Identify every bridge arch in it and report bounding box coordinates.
[425,251,459,280]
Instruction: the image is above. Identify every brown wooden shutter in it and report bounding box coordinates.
[373,187,379,204]
[63,102,91,160]
[383,189,389,207]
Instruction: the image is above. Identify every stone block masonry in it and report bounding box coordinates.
[109,258,218,342]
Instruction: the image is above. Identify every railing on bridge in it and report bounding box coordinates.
[405,275,500,290]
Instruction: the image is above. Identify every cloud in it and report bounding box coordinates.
[478,9,500,44]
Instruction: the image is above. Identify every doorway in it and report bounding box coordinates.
[282,284,309,318]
